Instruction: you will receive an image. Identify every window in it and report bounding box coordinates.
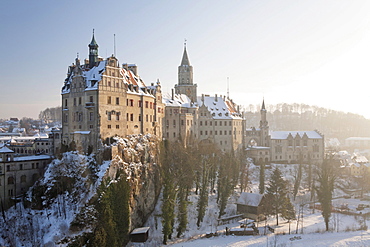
[200,121,203,126]
[116,97,119,105]
[224,130,227,135]
[205,121,207,126]
[73,98,76,106]
[200,131,203,135]
[6,165,10,172]
[215,121,217,126]
[79,97,82,105]
[107,96,112,104]
[116,125,120,129]
[89,125,93,129]
[107,112,111,121]
[130,99,134,106]
[19,164,23,170]
[181,120,184,125]
[21,175,26,183]
[205,131,208,135]
[145,101,149,108]
[7,177,14,185]
[90,96,93,102]
[229,121,232,126]
[139,115,142,121]
[65,99,68,107]
[173,120,176,126]
[138,100,142,107]
[116,114,120,121]
[108,125,112,129]
[130,114,134,121]
[89,112,94,121]
[150,102,153,109]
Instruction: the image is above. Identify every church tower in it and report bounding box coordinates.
[88,30,99,68]
[259,99,270,147]
[175,42,197,103]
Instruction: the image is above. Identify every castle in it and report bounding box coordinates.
[61,34,245,152]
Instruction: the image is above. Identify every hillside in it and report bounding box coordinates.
[0,134,161,247]
[244,103,370,141]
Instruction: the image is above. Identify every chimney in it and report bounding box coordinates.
[215,94,218,102]
[171,89,174,100]
[201,94,204,102]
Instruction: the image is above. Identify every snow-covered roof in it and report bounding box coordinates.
[33,133,49,138]
[62,57,159,98]
[13,155,51,162]
[131,226,150,235]
[162,93,194,108]
[352,155,368,163]
[237,192,264,207]
[197,95,242,120]
[270,131,323,140]
[0,146,14,153]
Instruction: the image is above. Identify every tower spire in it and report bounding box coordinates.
[88,29,99,68]
[180,39,190,66]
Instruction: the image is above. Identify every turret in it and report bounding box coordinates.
[88,30,99,68]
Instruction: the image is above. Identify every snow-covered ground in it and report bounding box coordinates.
[129,163,370,247]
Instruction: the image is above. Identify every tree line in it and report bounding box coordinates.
[160,140,244,244]
[243,103,370,140]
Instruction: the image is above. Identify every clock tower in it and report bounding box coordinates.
[175,42,197,103]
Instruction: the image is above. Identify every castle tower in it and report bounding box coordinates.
[259,99,269,147]
[88,30,99,68]
[175,42,197,103]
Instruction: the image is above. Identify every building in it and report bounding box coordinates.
[162,44,244,151]
[61,33,164,152]
[246,100,324,164]
[236,192,266,220]
[0,146,51,209]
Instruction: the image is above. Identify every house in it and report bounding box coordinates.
[130,226,150,242]
[236,192,265,221]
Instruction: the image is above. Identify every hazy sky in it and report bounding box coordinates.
[1,0,370,119]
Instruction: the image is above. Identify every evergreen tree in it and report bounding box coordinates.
[293,163,303,200]
[259,161,265,194]
[265,167,290,225]
[315,158,336,231]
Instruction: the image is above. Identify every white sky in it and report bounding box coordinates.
[1,0,370,119]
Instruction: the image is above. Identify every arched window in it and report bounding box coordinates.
[7,177,14,185]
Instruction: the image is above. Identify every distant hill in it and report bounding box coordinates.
[243,103,370,142]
